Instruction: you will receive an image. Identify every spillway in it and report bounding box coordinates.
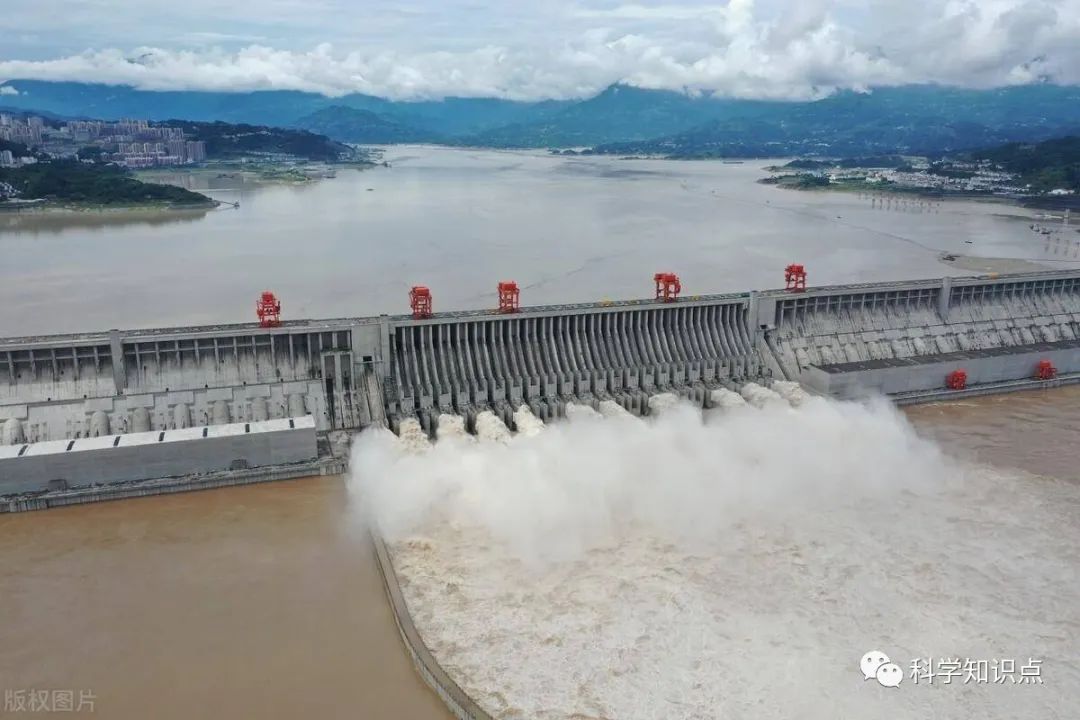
[4,269,1080,504]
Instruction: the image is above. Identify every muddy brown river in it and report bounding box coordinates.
[0,478,451,719]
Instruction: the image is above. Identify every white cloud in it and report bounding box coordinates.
[0,0,1078,100]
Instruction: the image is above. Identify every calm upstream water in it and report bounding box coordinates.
[1,146,1077,336]
[1,147,1078,718]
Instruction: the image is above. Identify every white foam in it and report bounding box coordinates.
[564,402,601,421]
[475,410,512,444]
[708,387,747,410]
[772,380,812,407]
[739,381,785,408]
[512,405,545,437]
[598,400,633,418]
[397,417,431,454]
[646,392,680,415]
[436,413,473,443]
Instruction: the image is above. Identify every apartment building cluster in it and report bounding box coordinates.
[113,139,207,168]
[0,114,207,168]
[0,114,44,146]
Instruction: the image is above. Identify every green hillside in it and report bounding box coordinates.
[973,136,1080,193]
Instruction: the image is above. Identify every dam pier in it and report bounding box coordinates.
[3,268,1080,506]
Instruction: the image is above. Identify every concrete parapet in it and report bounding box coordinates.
[372,534,494,720]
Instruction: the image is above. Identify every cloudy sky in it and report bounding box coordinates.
[1,0,1078,100]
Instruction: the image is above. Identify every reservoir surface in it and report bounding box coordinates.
[1,146,1076,336]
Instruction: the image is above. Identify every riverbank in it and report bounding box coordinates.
[759,172,1080,211]
[137,159,377,191]
[760,173,951,198]
[0,199,219,215]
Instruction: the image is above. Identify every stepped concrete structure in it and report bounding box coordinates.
[3,269,1080,504]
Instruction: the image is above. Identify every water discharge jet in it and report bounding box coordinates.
[436,413,472,443]
[474,411,511,444]
[350,391,1080,720]
[512,405,545,437]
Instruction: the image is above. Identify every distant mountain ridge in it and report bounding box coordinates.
[587,85,1080,157]
[295,106,436,144]
[0,80,566,138]
[2,80,1079,157]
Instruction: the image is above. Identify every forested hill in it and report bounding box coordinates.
[294,107,436,144]
[586,86,1080,158]
[972,136,1080,193]
[164,120,354,161]
[0,161,213,206]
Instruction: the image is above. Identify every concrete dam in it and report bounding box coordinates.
[3,268,1080,505]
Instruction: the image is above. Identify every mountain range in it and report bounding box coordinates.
[2,80,1079,157]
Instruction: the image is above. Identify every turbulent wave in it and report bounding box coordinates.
[347,390,1080,720]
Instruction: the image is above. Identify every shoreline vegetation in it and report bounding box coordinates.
[0,158,377,215]
[0,200,217,214]
[0,160,217,211]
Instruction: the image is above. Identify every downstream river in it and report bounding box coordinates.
[1,388,1078,719]
[1,146,1076,336]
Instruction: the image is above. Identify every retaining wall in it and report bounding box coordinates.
[0,457,345,513]
[0,417,318,495]
[804,340,1080,399]
[371,534,494,720]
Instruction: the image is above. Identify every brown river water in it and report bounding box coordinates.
[1,387,1078,719]
[0,478,451,720]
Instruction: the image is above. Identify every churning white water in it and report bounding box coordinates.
[348,391,1080,720]
[739,382,785,408]
[436,413,472,443]
[475,411,512,444]
[513,406,546,437]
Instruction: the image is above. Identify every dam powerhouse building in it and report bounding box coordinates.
[3,267,1080,509]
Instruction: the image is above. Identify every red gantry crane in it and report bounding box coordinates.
[498,281,520,313]
[256,291,281,328]
[785,264,808,292]
[654,272,681,302]
[409,286,433,319]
